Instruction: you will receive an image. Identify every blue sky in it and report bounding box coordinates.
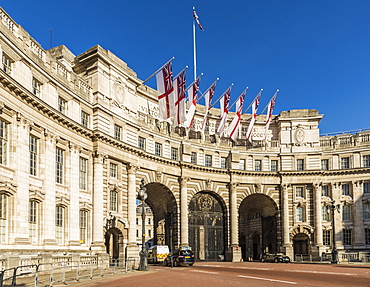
[2,0,370,134]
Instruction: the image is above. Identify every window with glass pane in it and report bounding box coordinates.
[114,124,122,140]
[55,205,64,245]
[32,78,42,97]
[205,155,212,167]
[110,163,117,178]
[0,194,7,243]
[2,54,12,75]
[29,135,38,176]
[322,185,329,197]
[342,205,351,221]
[363,204,370,220]
[81,111,90,128]
[191,152,197,164]
[341,157,350,169]
[297,159,304,171]
[79,157,87,190]
[58,96,67,114]
[342,184,350,196]
[239,159,245,170]
[365,229,370,245]
[321,159,329,170]
[0,119,8,165]
[322,206,329,221]
[323,230,331,245]
[171,147,178,161]
[364,155,370,167]
[155,142,162,156]
[296,187,304,198]
[343,229,352,245]
[148,218,151,225]
[296,206,305,222]
[29,200,38,243]
[138,136,145,150]
[110,190,118,212]
[148,229,151,237]
[56,147,64,184]
[270,160,278,172]
[255,160,261,171]
[364,182,370,194]
[221,157,226,169]
[79,210,88,244]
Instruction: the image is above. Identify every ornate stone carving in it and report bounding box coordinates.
[294,125,305,146]
[113,82,125,106]
[155,170,163,182]
[126,163,138,174]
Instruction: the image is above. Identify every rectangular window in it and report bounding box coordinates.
[29,135,38,176]
[110,190,118,212]
[191,152,197,164]
[56,147,64,184]
[148,218,151,225]
[79,157,88,190]
[0,194,7,242]
[2,54,12,75]
[55,205,64,245]
[110,163,118,178]
[322,185,329,197]
[296,206,305,222]
[254,160,261,171]
[81,111,90,128]
[270,160,278,172]
[114,124,122,140]
[29,200,38,244]
[364,182,370,194]
[363,204,370,220]
[148,229,151,237]
[323,230,331,246]
[32,78,42,97]
[138,136,146,150]
[205,154,212,167]
[296,187,304,198]
[171,147,178,161]
[221,157,226,169]
[297,159,304,171]
[343,229,352,245]
[155,142,162,156]
[79,210,88,244]
[341,157,350,169]
[58,96,67,114]
[365,229,370,245]
[0,119,8,165]
[322,206,329,221]
[342,205,351,221]
[342,184,350,196]
[321,159,329,170]
[363,155,370,167]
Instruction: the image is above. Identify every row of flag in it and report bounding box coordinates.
[155,59,278,142]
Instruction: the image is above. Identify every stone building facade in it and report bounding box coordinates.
[0,7,370,263]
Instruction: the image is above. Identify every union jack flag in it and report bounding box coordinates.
[193,9,204,31]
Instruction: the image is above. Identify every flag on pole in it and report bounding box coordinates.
[201,82,217,134]
[217,86,231,135]
[193,8,204,31]
[227,90,246,141]
[185,76,201,128]
[264,90,278,141]
[156,61,174,121]
[172,69,187,127]
[246,91,262,142]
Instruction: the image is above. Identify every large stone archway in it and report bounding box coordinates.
[104,216,126,260]
[239,194,279,260]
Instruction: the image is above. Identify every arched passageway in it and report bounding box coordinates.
[293,233,310,257]
[105,226,124,260]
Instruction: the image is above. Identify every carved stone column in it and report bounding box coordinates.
[229,182,241,262]
[353,181,365,248]
[281,184,292,257]
[179,177,189,248]
[313,182,324,256]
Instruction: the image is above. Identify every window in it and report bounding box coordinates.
[341,157,350,169]
[81,111,90,128]
[364,182,370,194]
[321,159,329,170]
[138,136,145,150]
[136,229,139,237]
[136,218,138,225]
[322,206,329,221]
[2,54,12,75]
[205,154,212,167]
[297,159,304,171]
[364,155,370,167]
[110,163,118,178]
[365,228,370,245]
[155,142,162,156]
[296,206,305,222]
[29,135,38,176]
[148,229,151,237]
[79,210,88,244]
[29,200,38,244]
[270,160,278,172]
[191,152,197,164]
[79,157,88,190]
[114,124,122,140]
[342,205,351,221]
[0,119,8,165]
[323,230,331,246]
[343,229,352,245]
[55,205,65,245]
[32,78,42,97]
[0,194,8,242]
[56,147,64,184]
[342,184,350,196]
[296,187,304,198]
[322,185,329,197]
[221,157,226,169]
[171,147,178,161]
[58,96,67,114]
[239,159,245,170]
[110,189,118,212]
[363,203,370,220]
[254,160,261,171]
[148,218,151,225]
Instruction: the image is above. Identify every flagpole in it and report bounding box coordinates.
[173,66,188,80]
[260,89,279,115]
[197,78,219,103]
[210,84,233,109]
[141,57,175,85]
[193,7,197,82]
[228,87,248,111]
[243,89,263,114]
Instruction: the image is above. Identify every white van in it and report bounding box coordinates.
[148,245,170,263]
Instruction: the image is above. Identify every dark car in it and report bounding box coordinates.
[164,249,195,267]
[260,252,290,263]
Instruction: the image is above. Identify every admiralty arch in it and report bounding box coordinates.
[1,7,370,264]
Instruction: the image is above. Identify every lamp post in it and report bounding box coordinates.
[328,200,341,264]
[138,179,150,271]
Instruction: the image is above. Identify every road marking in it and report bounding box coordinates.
[238,275,297,285]
[190,270,219,274]
[229,266,273,271]
[288,270,357,276]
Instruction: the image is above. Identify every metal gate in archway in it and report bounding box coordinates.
[189,192,225,261]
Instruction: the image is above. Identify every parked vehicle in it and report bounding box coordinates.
[260,252,290,263]
[148,245,170,264]
[164,249,195,267]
